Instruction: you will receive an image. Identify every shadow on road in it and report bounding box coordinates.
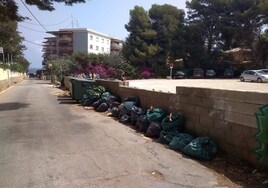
[57,96,78,104]
[0,102,30,111]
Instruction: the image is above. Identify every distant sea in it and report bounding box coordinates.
[28,68,40,73]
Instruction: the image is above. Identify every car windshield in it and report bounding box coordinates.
[257,70,267,74]
[207,70,214,73]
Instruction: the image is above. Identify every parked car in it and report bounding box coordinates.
[223,69,234,78]
[172,71,185,79]
[260,69,268,74]
[192,68,205,78]
[240,70,268,83]
[28,73,35,78]
[205,69,216,78]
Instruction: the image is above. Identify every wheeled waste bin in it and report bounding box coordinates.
[69,77,96,101]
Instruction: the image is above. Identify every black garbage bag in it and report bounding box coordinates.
[161,112,185,132]
[82,98,92,106]
[145,122,162,138]
[123,96,140,106]
[136,115,150,132]
[96,102,109,112]
[157,130,181,145]
[119,114,130,124]
[109,101,121,108]
[130,106,147,125]
[81,94,90,105]
[168,133,195,151]
[181,137,217,161]
[118,101,137,118]
[146,107,167,123]
[110,107,119,117]
[92,99,103,109]
[107,95,121,108]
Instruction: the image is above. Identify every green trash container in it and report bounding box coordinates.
[70,77,96,101]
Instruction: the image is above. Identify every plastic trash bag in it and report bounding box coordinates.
[101,92,112,102]
[168,133,195,151]
[181,136,217,161]
[96,102,109,112]
[146,107,167,123]
[161,112,185,132]
[110,107,119,117]
[145,122,162,138]
[157,130,181,145]
[130,106,147,126]
[92,99,103,109]
[136,115,150,132]
[122,96,140,106]
[119,114,130,124]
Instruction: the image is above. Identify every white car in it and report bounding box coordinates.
[240,70,268,83]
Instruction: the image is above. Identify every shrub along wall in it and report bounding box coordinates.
[64,77,267,166]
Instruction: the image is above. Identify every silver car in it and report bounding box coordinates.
[240,70,268,83]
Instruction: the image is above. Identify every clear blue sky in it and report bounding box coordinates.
[18,0,187,69]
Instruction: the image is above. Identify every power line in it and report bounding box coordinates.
[20,0,48,31]
[23,16,72,26]
[24,39,43,46]
[0,27,43,46]
[19,24,46,33]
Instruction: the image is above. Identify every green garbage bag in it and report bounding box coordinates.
[181,137,217,161]
[101,92,112,102]
[146,107,167,123]
[161,112,185,132]
[168,133,195,151]
[157,130,181,145]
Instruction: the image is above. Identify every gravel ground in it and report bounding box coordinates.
[128,79,268,93]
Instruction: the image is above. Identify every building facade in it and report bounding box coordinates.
[42,28,123,65]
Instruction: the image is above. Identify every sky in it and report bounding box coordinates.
[17,0,187,69]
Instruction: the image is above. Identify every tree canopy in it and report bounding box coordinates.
[0,0,86,22]
[123,1,268,72]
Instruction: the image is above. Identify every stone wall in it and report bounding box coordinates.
[0,68,25,93]
[65,78,267,166]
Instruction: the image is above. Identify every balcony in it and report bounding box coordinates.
[58,37,72,44]
[58,46,73,53]
[111,44,123,51]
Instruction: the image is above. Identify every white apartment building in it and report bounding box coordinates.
[72,28,111,54]
[43,28,123,64]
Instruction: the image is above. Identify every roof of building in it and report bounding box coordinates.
[224,48,252,53]
[46,28,123,41]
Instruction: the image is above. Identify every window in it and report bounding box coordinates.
[101,47,104,52]
[102,39,104,43]
[90,45,93,49]
[90,35,93,40]
[107,40,109,44]
[96,37,99,42]
[96,46,99,51]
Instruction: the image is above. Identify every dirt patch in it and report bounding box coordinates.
[201,153,268,188]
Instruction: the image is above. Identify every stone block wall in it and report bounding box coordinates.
[0,68,25,93]
[63,78,267,166]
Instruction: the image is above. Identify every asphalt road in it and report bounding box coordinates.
[0,79,236,188]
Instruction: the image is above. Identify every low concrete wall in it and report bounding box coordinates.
[65,77,267,166]
[0,68,25,92]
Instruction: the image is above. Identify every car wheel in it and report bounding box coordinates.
[240,77,245,82]
[257,78,262,83]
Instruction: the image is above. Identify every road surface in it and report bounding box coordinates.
[0,79,237,187]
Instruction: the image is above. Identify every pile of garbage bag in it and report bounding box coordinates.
[79,85,217,161]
